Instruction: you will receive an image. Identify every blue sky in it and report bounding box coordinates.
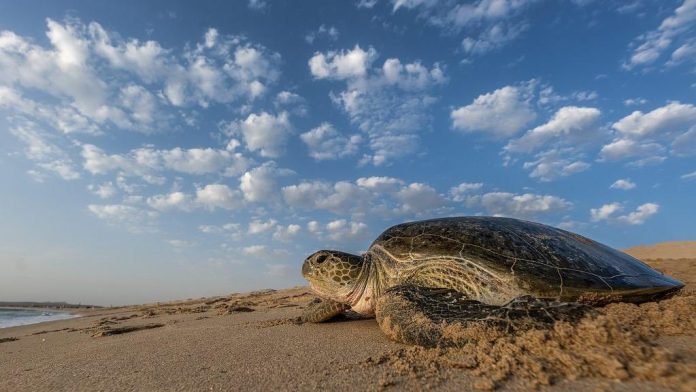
[1,0,695,305]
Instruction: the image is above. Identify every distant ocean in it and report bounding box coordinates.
[0,308,77,329]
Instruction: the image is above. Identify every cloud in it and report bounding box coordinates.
[147,191,194,211]
[325,219,369,241]
[309,45,377,80]
[612,102,696,138]
[198,223,242,240]
[87,203,158,233]
[80,144,249,178]
[624,0,696,69]
[283,180,372,214]
[300,123,362,160]
[248,0,267,10]
[248,218,278,234]
[451,84,536,138]
[394,183,446,214]
[9,123,81,180]
[239,162,293,203]
[618,203,660,225]
[356,176,405,193]
[505,106,601,153]
[681,170,696,180]
[0,19,282,141]
[599,138,666,163]
[449,182,484,202]
[590,202,622,222]
[610,179,636,190]
[88,182,117,198]
[273,224,302,241]
[227,111,293,158]
[305,25,339,44]
[310,46,446,165]
[465,192,571,218]
[391,0,539,56]
[461,22,528,55]
[195,184,243,210]
[590,202,659,225]
[522,149,590,182]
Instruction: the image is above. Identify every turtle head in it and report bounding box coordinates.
[302,250,364,302]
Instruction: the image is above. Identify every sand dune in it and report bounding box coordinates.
[1,243,694,391]
[624,241,696,260]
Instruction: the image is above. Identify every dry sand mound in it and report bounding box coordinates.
[624,241,696,260]
[365,291,696,390]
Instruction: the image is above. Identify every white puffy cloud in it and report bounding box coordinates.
[307,220,322,235]
[325,219,369,241]
[228,111,292,158]
[239,162,293,203]
[309,45,377,80]
[624,0,696,69]
[465,192,571,218]
[618,203,659,225]
[590,202,623,222]
[590,202,659,225]
[610,179,636,190]
[599,138,666,163]
[147,191,194,211]
[300,123,362,160]
[522,149,590,182]
[272,224,302,241]
[356,176,405,193]
[88,182,117,198]
[600,102,696,164]
[195,184,243,210]
[451,85,536,138]
[80,144,249,178]
[283,180,372,214]
[612,102,696,138]
[394,183,446,214]
[248,218,278,234]
[449,182,484,202]
[505,106,601,153]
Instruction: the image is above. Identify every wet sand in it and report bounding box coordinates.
[1,245,694,391]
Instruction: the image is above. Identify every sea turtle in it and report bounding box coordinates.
[300,217,684,347]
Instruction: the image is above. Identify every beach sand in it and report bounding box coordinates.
[1,244,694,391]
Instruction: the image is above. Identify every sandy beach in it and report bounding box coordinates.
[1,242,694,391]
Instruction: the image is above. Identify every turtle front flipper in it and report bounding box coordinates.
[299,298,351,323]
[375,285,593,347]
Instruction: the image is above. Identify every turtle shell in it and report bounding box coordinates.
[368,217,683,302]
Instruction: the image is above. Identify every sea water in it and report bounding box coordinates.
[0,308,77,328]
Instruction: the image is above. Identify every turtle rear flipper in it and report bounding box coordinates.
[375,285,593,347]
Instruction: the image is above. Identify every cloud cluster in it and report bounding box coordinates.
[0,20,281,137]
[600,102,696,165]
[624,0,696,69]
[309,45,446,165]
[391,0,540,56]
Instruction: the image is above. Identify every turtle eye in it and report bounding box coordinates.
[315,254,328,264]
